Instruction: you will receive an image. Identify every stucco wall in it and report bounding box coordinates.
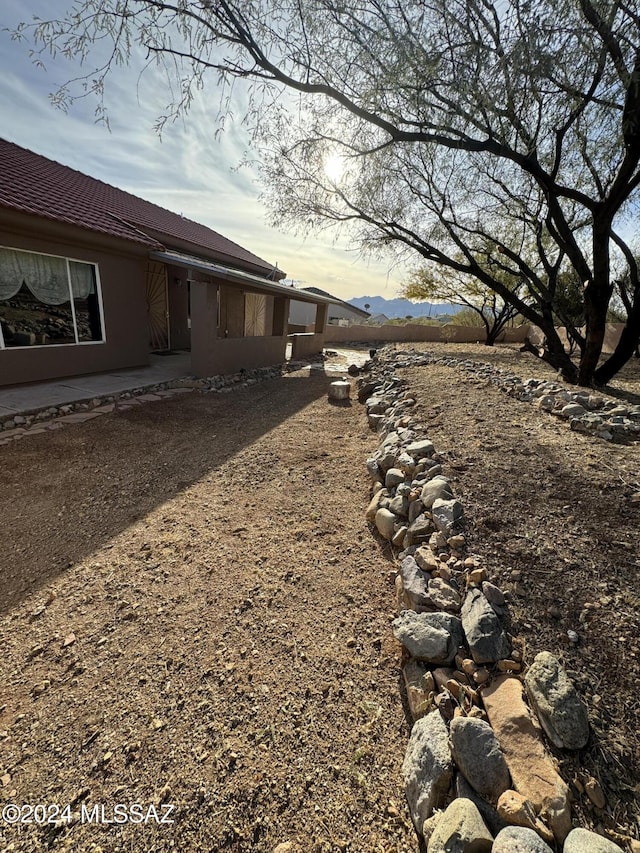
[288,332,326,359]
[323,323,531,345]
[0,218,150,387]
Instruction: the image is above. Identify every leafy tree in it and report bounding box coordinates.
[17,0,640,385]
[404,260,525,346]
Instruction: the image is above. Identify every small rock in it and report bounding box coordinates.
[392,611,464,666]
[496,790,554,845]
[584,776,606,809]
[467,567,487,585]
[403,659,435,721]
[564,828,625,852]
[375,508,397,541]
[426,797,493,852]
[421,477,454,509]
[385,467,406,488]
[431,498,465,534]
[406,438,436,460]
[492,826,554,852]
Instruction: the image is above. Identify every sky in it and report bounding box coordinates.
[0,1,410,302]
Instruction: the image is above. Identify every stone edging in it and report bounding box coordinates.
[356,347,638,853]
[0,361,311,446]
[387,350,640,443]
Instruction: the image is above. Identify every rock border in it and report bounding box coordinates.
[356,347,638,853]
[386,349,640,443]
[0,360,313,446]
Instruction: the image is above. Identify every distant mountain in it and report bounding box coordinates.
[347,295,461,319]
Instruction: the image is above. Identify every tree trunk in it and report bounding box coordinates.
[593,314,640,384]
[577,223,611,386]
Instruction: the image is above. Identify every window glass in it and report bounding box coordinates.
[0,248,103,348]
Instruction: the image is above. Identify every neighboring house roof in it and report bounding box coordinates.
[369,313,390,323]
[0,138,282,279]
[300,286,370,317]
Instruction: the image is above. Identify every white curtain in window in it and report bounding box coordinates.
[20,252,70,305]
[69,261,94,299]
[0,249,26,301]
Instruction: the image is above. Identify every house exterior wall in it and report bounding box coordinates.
[0,214,150,387]
[190,281,291,377]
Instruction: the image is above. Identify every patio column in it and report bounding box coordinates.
[190,280,219,378]
[314,303,328,333]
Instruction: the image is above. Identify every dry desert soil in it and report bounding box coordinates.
[0,342,639,853]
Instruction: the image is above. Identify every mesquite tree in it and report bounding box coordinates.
[404,263,525,346]
[17,0,640,384]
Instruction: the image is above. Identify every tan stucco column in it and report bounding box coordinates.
[314,302,328,334]
[273,296,290,336]
[190,280,218,377]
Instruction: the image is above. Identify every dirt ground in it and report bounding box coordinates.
[0,343,639,852]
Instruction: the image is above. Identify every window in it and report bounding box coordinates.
[0,247,104,349]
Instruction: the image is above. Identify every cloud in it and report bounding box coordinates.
[0,0,408,300]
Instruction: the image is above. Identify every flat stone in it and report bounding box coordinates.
[564,828,626,853]
[482,676,571,842]
[402,711,453,831]
[524,652,589,750]
[492,826,554,853]
[58,412,103,423]
[426,798,493,852]
[392,611,464,665]
[449,716,510,802]
[406,438,435,459]
[461,588,511,664]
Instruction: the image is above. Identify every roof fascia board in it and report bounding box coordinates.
[152,250,335,305]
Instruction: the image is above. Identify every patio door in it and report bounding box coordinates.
[146,261,170,351]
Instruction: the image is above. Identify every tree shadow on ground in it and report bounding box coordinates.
[0,373,331,616]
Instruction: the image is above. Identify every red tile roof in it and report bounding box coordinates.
[0,138,282,279]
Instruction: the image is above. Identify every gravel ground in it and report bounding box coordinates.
[1,342,639,852]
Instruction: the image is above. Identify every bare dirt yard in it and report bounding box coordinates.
[0,342,639,853]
